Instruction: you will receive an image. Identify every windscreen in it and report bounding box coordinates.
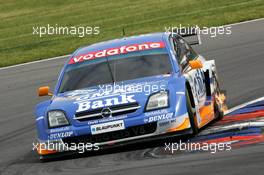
[59,48,171,93]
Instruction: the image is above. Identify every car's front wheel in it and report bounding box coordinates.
[186,89,199,135]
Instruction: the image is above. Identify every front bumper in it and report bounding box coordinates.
[36,110,191,156]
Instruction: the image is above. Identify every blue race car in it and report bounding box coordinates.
[35,31,226,159]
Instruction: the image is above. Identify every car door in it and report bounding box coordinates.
[171,35,206,108]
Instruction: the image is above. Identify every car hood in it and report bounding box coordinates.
[47,75,173,118]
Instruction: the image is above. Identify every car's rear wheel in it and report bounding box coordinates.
[186,89,199,135]
[212,73,224,120]
[214,100,224,120]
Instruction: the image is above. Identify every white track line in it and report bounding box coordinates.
[0,18,264,71]
[222,17,264,27]
[224,96,264,115]
[0,54,70,71]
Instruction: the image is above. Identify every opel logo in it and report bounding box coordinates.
[101,107,112,118]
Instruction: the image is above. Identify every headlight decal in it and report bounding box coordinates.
[48,110,70,128]
[145,91,169,111]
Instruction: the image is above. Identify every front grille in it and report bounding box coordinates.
[75,103,140,122]
[62,122,157,144]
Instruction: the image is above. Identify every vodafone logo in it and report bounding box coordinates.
[68,41,165,64]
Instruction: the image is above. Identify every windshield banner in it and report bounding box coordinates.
[68,41,165,64]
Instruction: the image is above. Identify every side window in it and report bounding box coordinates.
[184,39,198,61]
[169,36,177,55]
[172,35,198,69]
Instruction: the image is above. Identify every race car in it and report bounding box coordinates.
[35,30,226,159]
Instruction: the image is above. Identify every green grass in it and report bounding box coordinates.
[1,0,264,67]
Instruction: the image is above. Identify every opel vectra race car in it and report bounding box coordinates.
[35,31,226,159]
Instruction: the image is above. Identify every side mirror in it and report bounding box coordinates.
[189,60,203,69]
[38,86,52,96]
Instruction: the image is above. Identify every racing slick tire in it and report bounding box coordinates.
[214,96,224,120]
[186,89,199,135]
[212,73,224,120]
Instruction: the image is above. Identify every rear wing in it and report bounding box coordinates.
[172,27,202,45]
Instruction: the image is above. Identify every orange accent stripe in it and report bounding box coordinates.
[167,118,190,132]
[199,104,214,127]
[37,144,57,155]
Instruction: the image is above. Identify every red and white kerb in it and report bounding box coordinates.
[68,41,165,64]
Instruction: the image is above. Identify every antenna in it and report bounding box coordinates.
[122,28,125,37]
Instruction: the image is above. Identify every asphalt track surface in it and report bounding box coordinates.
[0,19,264,175]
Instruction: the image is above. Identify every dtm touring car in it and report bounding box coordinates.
[35,31,226,159]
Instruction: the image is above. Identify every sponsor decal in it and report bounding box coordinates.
[91,120,125,135]
[144,112,173,123]
[159,121,170,127]
[87,115,127,125]
[49,131,73,140]
[193,70,206,98]
[68,42,165,64]
[145,109,170,117]
[74,89,124,101]
[66,89,98,97]
[159,118,177,127]
[49,126,70,133]
[170,118,177,123]
[75,94,136,112]
[101,107,112,118]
